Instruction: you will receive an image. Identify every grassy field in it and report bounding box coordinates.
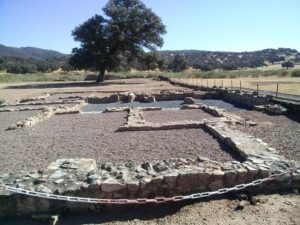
[1,69,300,95]
[172,77,300,95]
[117,69,300,95]
[0,72,86,83]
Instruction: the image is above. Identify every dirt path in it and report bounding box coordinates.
[0,79,188,102]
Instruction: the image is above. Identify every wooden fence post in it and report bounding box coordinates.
[276,83,279,98]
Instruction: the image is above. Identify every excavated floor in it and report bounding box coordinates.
[234,110,300,161]
[143,109,215,123]
[0,111,240,173]
[81,99,247,113]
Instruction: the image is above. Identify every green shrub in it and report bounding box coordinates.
[229,74,237,79]
[279,71,289,77]
[291,70,300,77]
[251,73,259,78]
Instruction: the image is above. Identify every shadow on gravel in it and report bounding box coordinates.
[0,192,297,225]
[286,113,300,123]
[4,81,141,90]
[0,202,189,225]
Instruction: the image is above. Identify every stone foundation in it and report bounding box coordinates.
[160,76,300,117]
[1,85,299,217]
[1,102,299,217]
[5,104,83,130]
[1,157,299,217]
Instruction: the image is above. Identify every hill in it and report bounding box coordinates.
[0,44,69,74]
[1,44,299,74]
[0,44,67,60]
[160,48,300,71]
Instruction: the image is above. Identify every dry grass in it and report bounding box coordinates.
[174,76,300,95]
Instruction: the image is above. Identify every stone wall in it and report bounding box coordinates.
[86,90,208,104]
[271,98,300,115]
[160,76,300,116]
[1,157,299,217]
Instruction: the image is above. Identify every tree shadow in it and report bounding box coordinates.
[0,190,296,225]
[0,201,190,225]
[4,81,143,90]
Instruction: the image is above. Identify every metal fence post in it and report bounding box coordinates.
[231,80,233,89]
[239,80,242,90]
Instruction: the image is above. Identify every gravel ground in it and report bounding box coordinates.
[0,111,41,131]
[82,99,247,113]
[0,112,238,173]
[143,109,214,123]
[2,194,299,225]
[234,111,300,160]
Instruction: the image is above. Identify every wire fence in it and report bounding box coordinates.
[171,78,300,100]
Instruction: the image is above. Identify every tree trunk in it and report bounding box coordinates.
[96,67,106,83]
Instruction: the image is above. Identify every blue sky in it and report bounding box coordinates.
[0,0,299,54]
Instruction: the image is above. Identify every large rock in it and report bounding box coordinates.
[128,93,136,102]
[143,96,156,103]
[47,158,97,177]
[101,178,126,192]
[265,104,287,115]
[183,97,195,104]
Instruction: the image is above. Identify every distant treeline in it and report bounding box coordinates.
[0,44,70,74]
[160,48,300,72]
[0,56,71,74]
[0,45,299,74]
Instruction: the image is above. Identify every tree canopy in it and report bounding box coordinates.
[281,61,294,69]
[169,54,188,72]
[69,0,166,82]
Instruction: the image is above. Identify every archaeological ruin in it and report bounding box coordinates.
[0,78,299,218]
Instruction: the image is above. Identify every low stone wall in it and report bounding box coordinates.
[1,157,299,217]
[1,99,82,107]
[5,104,83,130]
[0,106,47,112]
[271,98,300,115]
[220,90,270,108]
[86,90,208,104]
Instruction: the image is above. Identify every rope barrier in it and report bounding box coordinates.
[0,169,296,205]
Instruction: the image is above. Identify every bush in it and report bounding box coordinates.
[7,66,22,74]
[291,70,300,77]
[279,71,289,77]
[229,74,237,79]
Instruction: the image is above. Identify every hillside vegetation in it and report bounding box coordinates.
[0,44,69,74]
[0,44,299,75]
